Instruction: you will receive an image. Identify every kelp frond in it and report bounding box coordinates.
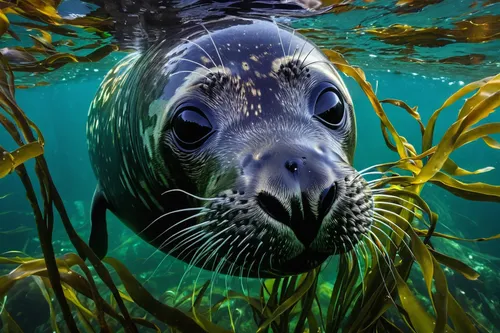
[0,1,500,332]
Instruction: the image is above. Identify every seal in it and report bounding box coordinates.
[86,16,374,278]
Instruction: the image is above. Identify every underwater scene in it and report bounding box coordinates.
[1,0,500,332]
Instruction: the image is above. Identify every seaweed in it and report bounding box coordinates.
[0,1,500,332]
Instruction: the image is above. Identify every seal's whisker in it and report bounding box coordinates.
[372,218,410,246]
[144,216,214,263]
[299,46,315,70]
[176,57,214,73]
[200,23,227,75]
[372,211,411,239]
[159,229,212,268]
[347,238,365,297]
[273,18,286,61]
[181,38,218,68]
[170,223,232,268]
[374,201,426,225]
[357,163,392,176]
[373,219,416,261]
[169,70,211,80]
[362,234,398,306]
[140,206,209,235]
[148,229,211,268]
[373,194,426,213]
[365,178,388,186]
[240,251,251,296]
[256,252,267,289]
[373,207,412,227]
[145,229,210,284]
[302,59,333,70]
[144,251,171,283]
[371,224,406,255]
[294,38,309,64]
[148,212,214,253]
[161,188,219,201]
[245,259,256,297]
[191,255,210,311]
[177,236,226,298]
[224,257,237,330]
[357,171,388,179]
[286,29,296,58]
[210,249,232,317]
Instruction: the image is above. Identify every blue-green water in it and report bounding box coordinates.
[1,0,500,332]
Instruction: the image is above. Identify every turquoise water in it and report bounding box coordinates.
[1,0,500,332]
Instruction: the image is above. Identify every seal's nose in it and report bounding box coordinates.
[248,144,339,247]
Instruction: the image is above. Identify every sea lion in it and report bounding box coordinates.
[86,16,373,278]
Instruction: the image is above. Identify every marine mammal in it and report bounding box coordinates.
[86,16,373,278]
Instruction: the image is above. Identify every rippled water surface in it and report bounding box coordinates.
[0,1,500,332]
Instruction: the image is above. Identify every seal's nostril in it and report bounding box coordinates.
[257,192,290,224]
[318,183,337,222]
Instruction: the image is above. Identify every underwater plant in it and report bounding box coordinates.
[1,1,500,332]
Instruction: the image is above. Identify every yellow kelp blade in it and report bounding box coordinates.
[256,269,317,333]
[0,142,44,178]
[428,249,479,280]
[422,76,492,152]
[33,276,61,333]
[102,257,218,333]
[322,49,408,159]
[414,75,500,184]
[455,123,500,149]
[430,172,500,202]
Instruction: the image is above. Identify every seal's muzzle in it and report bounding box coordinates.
[242,143,344,248]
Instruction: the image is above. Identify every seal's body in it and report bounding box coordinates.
[86,17,373,277]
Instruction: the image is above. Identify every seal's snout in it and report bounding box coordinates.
[245,143,341,247]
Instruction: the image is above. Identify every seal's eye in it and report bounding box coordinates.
[313,85,345,129]
[172,105,213,150]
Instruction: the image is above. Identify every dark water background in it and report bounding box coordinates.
[1,0,500,331]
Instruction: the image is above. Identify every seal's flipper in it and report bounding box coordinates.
[88,185,109,260]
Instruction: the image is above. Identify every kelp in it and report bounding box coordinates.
[0,1,500,333]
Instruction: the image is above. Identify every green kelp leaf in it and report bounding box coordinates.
[429,249,480,280]
[256,269,317,333]
[430,172,500,202]
[447,292,477,333]
[381,98,425,135]
[0,295,6,315]
[394,268,435,333]
[455,123,500,149]
[442,158,494,177]
[431,255,449,333]
[0,308,23,333]
[422,76,491,152]
[374,188,438,243]
[407,227,434,300]
[0,226,33,234]
[103,257,210,333]
[379,316,406,333]
[307,313,319,333]
[482,136,500,149]
[0,10,10,39]
[0,142,44,178]
[414,75,500,185]
[33,276,61,333]
[414,229,500,242]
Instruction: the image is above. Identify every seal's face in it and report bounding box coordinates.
[153,18,373,277]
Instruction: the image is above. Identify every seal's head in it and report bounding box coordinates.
[146,17,373,277]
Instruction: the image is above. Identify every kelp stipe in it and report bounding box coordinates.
[0,1,500,332]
